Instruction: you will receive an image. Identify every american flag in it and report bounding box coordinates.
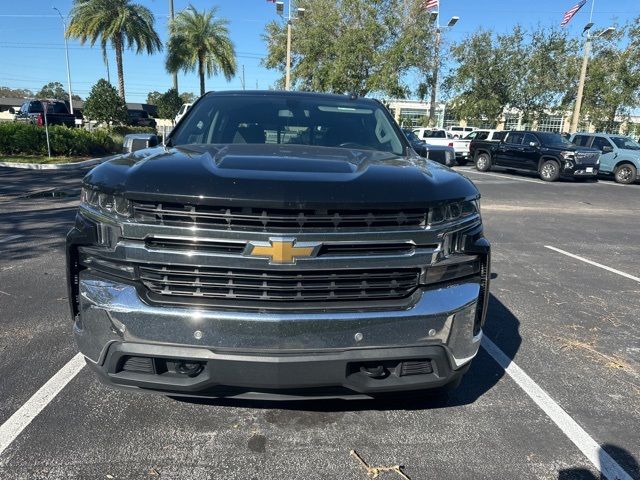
[560,0,587,27]
[423,0,439,11]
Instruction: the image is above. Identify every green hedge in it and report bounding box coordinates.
[110,125,157,136]
[0,123,117,157]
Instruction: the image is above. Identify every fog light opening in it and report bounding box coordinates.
[176,361,204,377]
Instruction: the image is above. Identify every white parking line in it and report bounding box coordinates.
[0,353,85,457]
[545,246,640,283]
[0,340,634,480]
[482,337,633,480]
[457,168,547,184]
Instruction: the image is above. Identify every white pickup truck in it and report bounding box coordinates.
[451,129,506,165]
[412,128,454,147]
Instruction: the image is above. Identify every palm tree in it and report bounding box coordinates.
[166,5,237,96]
[66,0,162,101]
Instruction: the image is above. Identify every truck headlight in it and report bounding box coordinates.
[428,199,480,225]
[81,187,132,218]
[560,151,575,160]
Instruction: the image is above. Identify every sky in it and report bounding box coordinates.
[0,0,638,103]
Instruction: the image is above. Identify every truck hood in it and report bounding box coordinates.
[543,144,599,153]
[83,144,478,209]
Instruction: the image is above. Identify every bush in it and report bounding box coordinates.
[110,125,156,136]
[0,122,117,157]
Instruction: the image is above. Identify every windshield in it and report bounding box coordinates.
[170,95,405,155]
[30,101,68,114]
[535,132,573,147]
[610,136,640,150]
[422,130,447,138]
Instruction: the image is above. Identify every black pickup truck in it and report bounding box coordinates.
[469,130,600,181]
[14,100,76,128]
[67,91,490,400]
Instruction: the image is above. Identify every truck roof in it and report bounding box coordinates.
[204,90,378,105]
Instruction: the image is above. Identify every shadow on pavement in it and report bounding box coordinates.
[0,204,76,261]
[557,443,639,480]
[172,292,522,412]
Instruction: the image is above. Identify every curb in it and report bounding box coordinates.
[0,157,108,171]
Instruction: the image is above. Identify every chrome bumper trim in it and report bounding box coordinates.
[76,272,483,371]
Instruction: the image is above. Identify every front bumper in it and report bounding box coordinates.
[562,161,599,177]
[74,273,483,399]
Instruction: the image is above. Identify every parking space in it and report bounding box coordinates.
[0,166,638,479]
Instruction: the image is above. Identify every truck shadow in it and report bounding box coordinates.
[175,292,522,412]
[557,443,639,480]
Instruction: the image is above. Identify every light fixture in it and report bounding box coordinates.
[597,27,616,39]
[447,16,459,28]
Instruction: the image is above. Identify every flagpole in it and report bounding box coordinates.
[588,0,595,22]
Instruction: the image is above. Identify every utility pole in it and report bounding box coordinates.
[570,36,591,133]
[241,65,246,90]
[428,28,440,126]
[275,1,304,91]
[53,6,74,114]
[169,0,178,92]
[286,17,292,90]
[427,12,458,128]
[569,23,616,133]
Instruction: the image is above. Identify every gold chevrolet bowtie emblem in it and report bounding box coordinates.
[247,238,319,264]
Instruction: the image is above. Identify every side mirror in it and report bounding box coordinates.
[601,145,614,153]
[529,141,540,147]
[123,133,160,153]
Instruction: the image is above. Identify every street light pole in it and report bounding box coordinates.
[286,19,292,90]
[53,6,74,115]
[169,0,178,92]
[569,25,616,133]
[428,26,440,126]
[275,0,303,91]
[428,14,458,127]
[570,35,591,133]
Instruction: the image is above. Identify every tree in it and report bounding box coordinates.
[156,88,183,120]
[180,92,197,104]
[35,82,83,102]
[166,6,237,96]
[0,87,34,98]
[83,79,128,125]
[146,91,162,105]
[508,27,579,125]
[66,0,162,101]
[444,26,579,126]
[262,0,435,97]
[36,82,67,101]
[443,30,513,126]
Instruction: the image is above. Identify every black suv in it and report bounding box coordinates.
[470,130,600,181]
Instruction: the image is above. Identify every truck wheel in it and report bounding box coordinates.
[475,153,491,171]
[539,160,560,182]
[614,164,637,184]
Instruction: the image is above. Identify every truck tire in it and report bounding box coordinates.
[539,159,560,182]
[475,153,491,172]
[614,163,637,184]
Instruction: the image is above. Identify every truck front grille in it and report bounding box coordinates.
[574,151,599,164]
[132,201,428,231]
[139,264,421,302]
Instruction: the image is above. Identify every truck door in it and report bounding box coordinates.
[591,136,616,174]
[521,133,541,172]
[495,132,524,167]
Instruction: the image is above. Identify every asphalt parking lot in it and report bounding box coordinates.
[0,165,638,480]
